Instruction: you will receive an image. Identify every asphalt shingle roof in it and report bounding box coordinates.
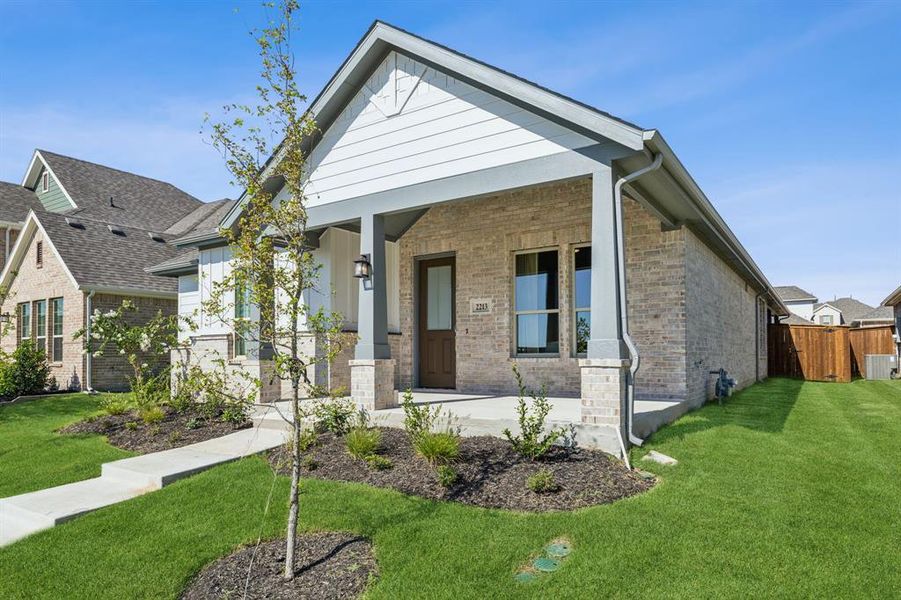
[815,297,876,324]
[164,198,235,237]
[37,211,181,294]
[775,285,817,302]
[0,181,42,224]
[856,306,894,322]
[38,150,203,231]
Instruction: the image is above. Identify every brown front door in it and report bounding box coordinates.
[418,257,456,388]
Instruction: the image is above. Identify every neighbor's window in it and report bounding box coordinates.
[51,297,64,362]
[573,246,591,355]
[18,302,31,345]
[234,282,249,358]
[514,249,559,355]
[34,300,47,353]
[36,241,43,268]
[41,172,49,192]
[820,315,833,325]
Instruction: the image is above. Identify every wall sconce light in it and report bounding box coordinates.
[353,254,372,279]
[0,313,10,324]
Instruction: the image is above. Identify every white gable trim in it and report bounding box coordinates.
[0,211,81,293]
[20,150,78,210]
[812,303,841,315]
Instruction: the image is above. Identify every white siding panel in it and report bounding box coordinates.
[303,51,594,208]
[177,275,199,342]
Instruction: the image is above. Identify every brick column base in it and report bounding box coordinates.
[579,358,630,429]
[350,359,397,411]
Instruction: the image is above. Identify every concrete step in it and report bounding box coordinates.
[0,425,289,548]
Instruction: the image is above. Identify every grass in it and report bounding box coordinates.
[1,379,899,598]
[0,393,132,497]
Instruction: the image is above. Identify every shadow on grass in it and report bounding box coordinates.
[642,377,804,446]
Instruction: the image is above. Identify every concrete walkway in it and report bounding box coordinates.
[0,423,288,547]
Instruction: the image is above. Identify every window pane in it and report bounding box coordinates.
[35,301,46,334]
[52,299,64,336]
[53,338,63,361]
[515,251,558,311]
[575,310,591,354]
[574,247,591,309]
[20,304,30,339]
[426,265,452,330]
[516,313,559,354]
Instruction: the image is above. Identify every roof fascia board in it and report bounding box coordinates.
[82,286,177,299]
[21,150,78,210]
[0,211,81,292]
[882,285,901,306]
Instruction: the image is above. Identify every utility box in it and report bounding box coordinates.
[864,354,897,380]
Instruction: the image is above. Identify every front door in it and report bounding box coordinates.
[418,257,456,388]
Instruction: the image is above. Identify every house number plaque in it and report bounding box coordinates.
[470,298,493,314]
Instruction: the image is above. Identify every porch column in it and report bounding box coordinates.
[350,212,396,410]
[580,167,629,434]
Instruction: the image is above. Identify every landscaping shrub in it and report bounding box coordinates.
[365,455,393,470]
[140,406,165,425]
[100,395,132,416]
[527,468,560,493]
[503,363,565,461]
[437,465,458,488]
[298,428,318,452]
[185,417,203,430]
[313,395,355,435]
[400,388,442,441]
[130,368,170,413]
[345,427,381,460]
[0,341,51,398]
[414,431,460,465]
[125,421,139,431]
[219,403,248,427]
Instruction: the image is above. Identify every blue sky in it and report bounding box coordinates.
[1,0,899,305]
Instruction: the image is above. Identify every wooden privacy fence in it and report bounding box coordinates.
[768,324,851,382]
[849,325,897,378]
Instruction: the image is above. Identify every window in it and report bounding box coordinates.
[573,246,591,355]
[514,249,559,355]
[51,298,64,362]
[234,282,249,358]
[820,314,833,325]
[18,302,31,345]
[41,172,49,193]
[34,300,47,353]
[36,241,43,268]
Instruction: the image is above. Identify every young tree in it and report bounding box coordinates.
[201,0,342,581]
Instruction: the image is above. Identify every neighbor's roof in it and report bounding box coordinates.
[0,181,42,225]
[165,198,235,237]
[774,285,817,302]
[854,306,895,323]
[29,210,182,295]
[815,297,875,323]
[23,150,203,231]
[780,312,813,325]
[883,284,901,307]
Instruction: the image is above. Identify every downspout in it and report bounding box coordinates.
[4,227,9,267]
[754,291,764,382]
[84,290,96,393]
[614,152,663,447]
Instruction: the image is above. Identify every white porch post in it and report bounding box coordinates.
[580,167,629,434]
[350,212,396,410]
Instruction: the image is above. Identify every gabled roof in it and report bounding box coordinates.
[21,150,203,231]
[854,306,894,323]
[0,210,183,297]
[814,297,875,323]
[775,285,817,303]
[165,198,235,237]
[780,312,813,325]
[214,20,789,317]
[883,284,901,307]
[0,181,42,225]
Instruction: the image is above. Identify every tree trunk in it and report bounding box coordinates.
[283,378,301,580]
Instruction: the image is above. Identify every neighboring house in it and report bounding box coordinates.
[0,149,221,391]
[812,302,842,326]
[812,296,891,327]
[152,22,788,452]
[0,182,43,267]
[775,285,818,322]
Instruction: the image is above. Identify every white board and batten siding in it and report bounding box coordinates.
[302,50,597,207]
[177,274,200,341]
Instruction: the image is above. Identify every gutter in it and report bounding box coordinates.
[614,152,664,447]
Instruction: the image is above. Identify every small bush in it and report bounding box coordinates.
[345,427,381,460]
[131,369,170,413]
[101,396,131,416]
[437,465,458,488]
[302,455,318,471]
[503,363,564,461]
[125,421,139,431]
[168,430,182,444]
[365,455,393,470]
[313,396,356,435]
[298,427,318,452]
[220,404,248,427]
[414,431,460,466]
[140,406,165,425]
[527,468,560,493]
[0,341,51,398]
[185,417,203,430]
[400,388,442,441]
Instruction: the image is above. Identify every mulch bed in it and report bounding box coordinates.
[60,406,251,454]
[181,532,376,600]
[269,428,653,512]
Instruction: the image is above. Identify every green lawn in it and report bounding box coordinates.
[0,393,132,497]
[1,379,899,598]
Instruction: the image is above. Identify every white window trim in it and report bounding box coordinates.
[33,299,47,353]
[51,297,64,363]
[41,171,49,193]
[19,302,31,342]
[512,247,560,358]
[572,243,591,357]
